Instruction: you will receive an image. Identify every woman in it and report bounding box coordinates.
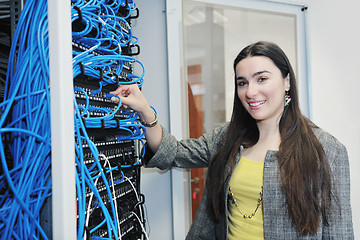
[110,41,354,239]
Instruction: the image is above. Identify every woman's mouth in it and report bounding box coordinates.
[248,100,266,110]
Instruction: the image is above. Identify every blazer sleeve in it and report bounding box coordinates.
[316,130,354,238]
[144,123,228,170]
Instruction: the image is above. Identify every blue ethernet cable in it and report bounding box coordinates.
[74,97,121,239]
[0,0,51,239]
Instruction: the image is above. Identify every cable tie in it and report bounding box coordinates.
[99,68,103,81]
[129,8,139,19]
[73,6,83,22]
[115,74,119,86]
[101,119,105,129]
[127,44,140,56]
[79,62,85,76]
[81,117,87,128]
[139,193,145,205]
[116,118,121,129]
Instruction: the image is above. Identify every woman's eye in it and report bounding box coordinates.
[237,81,247,87]
[258,77,268,82]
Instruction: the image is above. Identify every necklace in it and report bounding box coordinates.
[228,186,263,219]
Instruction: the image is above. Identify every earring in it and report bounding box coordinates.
[284,91,291,107]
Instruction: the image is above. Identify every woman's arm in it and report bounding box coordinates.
[326,143,354,238]
[315,128,354,238]
[110,84,162,153]
[110,84,228,170]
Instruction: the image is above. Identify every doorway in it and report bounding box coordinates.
[182,0,307,221]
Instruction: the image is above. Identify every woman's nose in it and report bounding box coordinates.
[246,83,258,99]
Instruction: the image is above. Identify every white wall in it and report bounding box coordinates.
[307,0,360,238]
[133,1,174,239]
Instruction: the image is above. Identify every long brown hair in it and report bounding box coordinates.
[207,41,332,235]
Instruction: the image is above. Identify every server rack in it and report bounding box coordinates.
[0,0,148,239]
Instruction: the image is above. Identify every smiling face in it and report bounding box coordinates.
[235,56,290,124]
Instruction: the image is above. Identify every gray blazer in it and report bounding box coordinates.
[145,123,354,239]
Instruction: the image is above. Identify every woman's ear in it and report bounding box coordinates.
[285,73,290,91]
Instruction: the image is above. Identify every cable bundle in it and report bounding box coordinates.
[0,0,51,239]
[74,87,146,141]
[72,1,149,239]
[0,0,11,103]
[71,0,144,89]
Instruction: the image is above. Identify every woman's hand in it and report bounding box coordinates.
[110,84,163,152]
[110,84,149,113]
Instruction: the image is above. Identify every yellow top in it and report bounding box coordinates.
[228,156,264,240]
